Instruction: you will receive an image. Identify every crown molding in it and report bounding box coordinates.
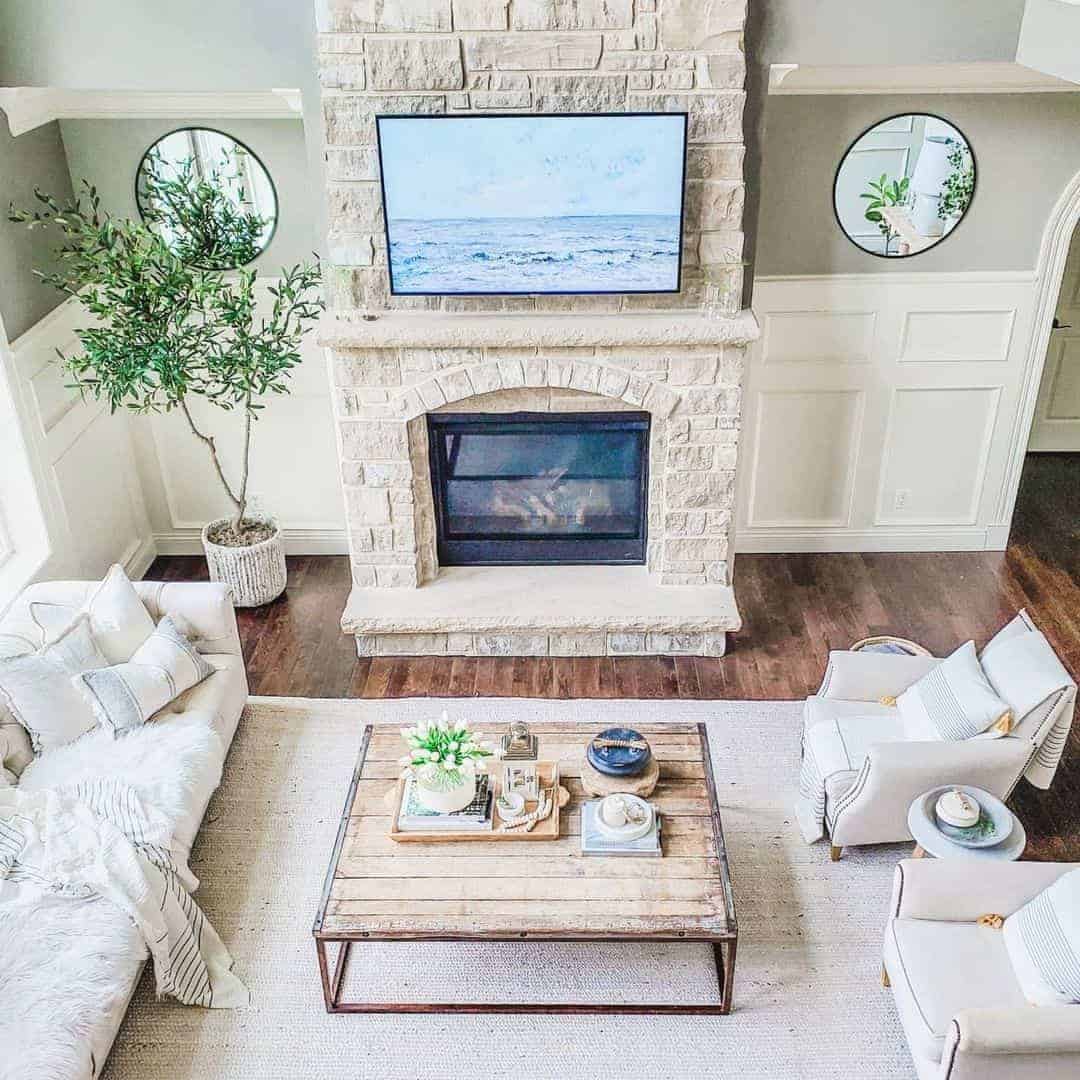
[0,87,303,137]
[768,61,1077,96]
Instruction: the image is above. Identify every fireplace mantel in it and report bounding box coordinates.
[320,310,760,351]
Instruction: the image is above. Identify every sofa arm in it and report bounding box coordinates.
[818,650,940,701]
[830,737,1030,848]
[890,860,1079,922]
[135,581,242,657]
[940,1007,1080,1079]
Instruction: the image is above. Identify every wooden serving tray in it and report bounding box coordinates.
[389,761,567,843]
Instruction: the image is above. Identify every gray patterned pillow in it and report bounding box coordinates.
[74,616,213,735]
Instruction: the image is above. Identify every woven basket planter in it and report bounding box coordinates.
[201,517,287,607]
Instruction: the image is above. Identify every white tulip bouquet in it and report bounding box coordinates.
[400,712,493,792]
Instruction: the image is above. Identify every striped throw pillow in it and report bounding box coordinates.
[1004,869,1080,1005]
[897,640,1012,741]
[73,617,213,735]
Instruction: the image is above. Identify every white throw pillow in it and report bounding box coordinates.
[897,640,1012,741]
[74,616,213,735]
[979,626,1072,723]
[0,615,109,752]
[30,563,155,665]
[1003,869,1080,1005]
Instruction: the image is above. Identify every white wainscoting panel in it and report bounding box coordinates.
[5,302,155,586]
[875,386,1002,525]
[748,389,863,526]
[739,273,1038,553]
[899,309,1016,364]
[762,311,876,364]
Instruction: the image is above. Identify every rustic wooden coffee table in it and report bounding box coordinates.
[313,720,737,1014]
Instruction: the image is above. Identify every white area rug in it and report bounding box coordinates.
[103,697,916,1080]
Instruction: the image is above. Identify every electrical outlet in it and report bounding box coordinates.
[893,488,911,511]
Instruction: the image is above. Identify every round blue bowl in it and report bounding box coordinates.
[587,727,651,777]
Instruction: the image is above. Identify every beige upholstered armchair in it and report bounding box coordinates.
[796,612,1076,858]
[884,859,1080,1080]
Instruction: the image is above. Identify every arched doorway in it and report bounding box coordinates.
[998,170,1080,538]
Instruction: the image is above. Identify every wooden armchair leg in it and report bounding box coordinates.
[880,964,890,988]
[830,844,843,862]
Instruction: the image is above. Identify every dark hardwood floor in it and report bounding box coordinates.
[149,452,1080,858]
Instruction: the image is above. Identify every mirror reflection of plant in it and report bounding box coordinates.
[938,140,974,222]
[861,173,910,256]
[139,147,270,270]
[9,183,323,543]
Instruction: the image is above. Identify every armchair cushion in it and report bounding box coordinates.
[1003,869,1080,1006]
[886,918,1027,1063]
[898,641,1012,742]
[796,705,906,842]
[819,650,940,702]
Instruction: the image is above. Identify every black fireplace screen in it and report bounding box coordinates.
[428,412,649,565]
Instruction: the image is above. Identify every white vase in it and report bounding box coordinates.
[201,516,287,607]
[414,769,477,814]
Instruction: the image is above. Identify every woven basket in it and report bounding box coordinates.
[849,635,932,657]
[201,517,287,607]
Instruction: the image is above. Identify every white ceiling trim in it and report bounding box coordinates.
[0,88,303,137]
[769,61,1078,95]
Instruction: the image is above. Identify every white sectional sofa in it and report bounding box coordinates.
[0,578,247,1080]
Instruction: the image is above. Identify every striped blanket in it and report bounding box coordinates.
[0,779,247,1008]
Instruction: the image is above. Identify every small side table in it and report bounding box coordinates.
[907,787,1026,861]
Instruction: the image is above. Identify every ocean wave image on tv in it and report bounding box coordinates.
[376,114,686,295]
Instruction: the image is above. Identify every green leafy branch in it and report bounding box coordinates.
[938,140,974,222]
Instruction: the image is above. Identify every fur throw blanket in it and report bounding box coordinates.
[0,779,247,1009]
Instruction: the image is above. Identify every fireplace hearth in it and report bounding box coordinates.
[428,412,649,566]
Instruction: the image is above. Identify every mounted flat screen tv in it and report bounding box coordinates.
[375,113,688,296]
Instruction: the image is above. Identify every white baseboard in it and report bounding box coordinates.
[734,526,998,554]
[153,528,349,557]
[124,535,159,580]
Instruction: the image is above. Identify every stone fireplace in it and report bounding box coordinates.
[316,0,759,658]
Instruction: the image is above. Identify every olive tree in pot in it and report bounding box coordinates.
[10,178,323,606]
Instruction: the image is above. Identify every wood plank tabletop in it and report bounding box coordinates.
[316,722,736,941]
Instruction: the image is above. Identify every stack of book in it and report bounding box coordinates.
[395,774,494,833]
[580,800,662,857]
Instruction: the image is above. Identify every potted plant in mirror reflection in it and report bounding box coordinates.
[861,173,910,256]
[400,713,494,814]
[9,175,323,606]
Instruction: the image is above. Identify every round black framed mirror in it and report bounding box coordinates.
[135,127,278,269]
[833,114,976,258]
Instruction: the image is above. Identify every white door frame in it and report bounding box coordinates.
[995,168,1080,536]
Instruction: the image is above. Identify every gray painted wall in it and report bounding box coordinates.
[60,118,315,272]
[0,118,76,341]
[755,92,1080,276]
[757,0,1025,65]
